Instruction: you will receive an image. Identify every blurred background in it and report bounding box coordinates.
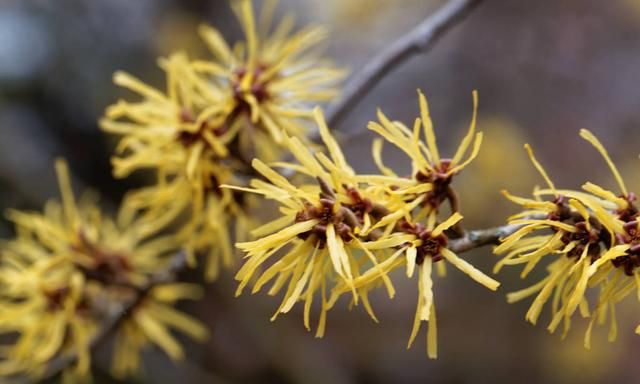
[2,0,640,383]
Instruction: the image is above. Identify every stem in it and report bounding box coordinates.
[324,0,484,129]
[449,222,529,254]
[446,186,460,214]
[445,186,466,237]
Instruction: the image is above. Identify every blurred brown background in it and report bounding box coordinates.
[2,0,640,383]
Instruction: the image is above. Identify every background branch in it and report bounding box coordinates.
[323,0,484,129]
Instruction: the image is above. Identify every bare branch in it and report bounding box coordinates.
[449,214,547,254]
[450,222,525,254]
[324,0,484,129]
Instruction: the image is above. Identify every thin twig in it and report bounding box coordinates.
[278,0,483,177]
[449,222,526,254]
[323,0,484,129]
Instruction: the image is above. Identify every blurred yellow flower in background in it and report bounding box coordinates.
[111,283,209,379]
[195,0,346,161]
[101,52,250,281]
[102,0,345,282]
[0,160,207,381]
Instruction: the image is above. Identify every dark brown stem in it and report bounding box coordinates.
[446,186,460,214]
[446,186,465,238]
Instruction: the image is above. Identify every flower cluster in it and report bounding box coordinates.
[10,0,637,375]
[230,90,499,358]
[495,130,640,348]
[0,160,207,382]
[100,0,344,281]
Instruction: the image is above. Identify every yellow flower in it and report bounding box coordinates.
[339,212,499,358]
[403,213,499,358]
[101,52,254,281]
[227,108,397,336]
[0,264,93,380]
[101,0,342,281]
[0,160,206,380]
[111,283,209,379]
[101,52,231,181]
[195,0,346,160]
[230,93,498,358]
[123,168,254,281]
[496,130,640,348]
[367,89,482,215]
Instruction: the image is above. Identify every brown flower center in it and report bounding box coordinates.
[295,182,372,247]
[415,159,456,209]
[72,232,133,286]
[232,63,271,105]
[399,221,448,264]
